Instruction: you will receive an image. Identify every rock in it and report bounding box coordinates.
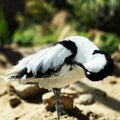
[42,92,55,111]
[9,95,21,108]
[61,87,78,94]
[74,93,94,105]
[61,93,77,110]
[42,91,77,111]
[9,81,48,99]
[9,82,42,98]
[108,76,117,85]
[15,84,41,98]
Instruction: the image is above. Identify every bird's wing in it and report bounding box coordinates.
[2,44,72,82]
[26,44,72,78]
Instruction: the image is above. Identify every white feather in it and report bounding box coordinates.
[83,54,107,73]
[26,44,72,75]
[65,36,99,62]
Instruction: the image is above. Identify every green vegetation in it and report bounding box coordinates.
[100,33,120,54]
[12,24,61,46]
[13,24,42,46]
[67,0,119,30]
[0,0,120,54]
[0,8,10,48]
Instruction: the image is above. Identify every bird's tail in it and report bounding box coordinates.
[1,55,31,82]
[1,65,27,83]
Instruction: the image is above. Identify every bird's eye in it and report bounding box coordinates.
[87,71,91,75]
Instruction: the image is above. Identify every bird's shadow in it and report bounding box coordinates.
[75,81,120,112]
[64,107,100,120]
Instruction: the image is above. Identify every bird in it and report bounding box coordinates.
[2,36,114,120]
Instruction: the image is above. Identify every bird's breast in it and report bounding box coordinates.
[37,65,85,89]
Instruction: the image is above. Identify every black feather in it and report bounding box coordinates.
[11,67,27,79]
[59,40,77,64]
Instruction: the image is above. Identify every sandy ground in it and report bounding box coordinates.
[0,47,120,120]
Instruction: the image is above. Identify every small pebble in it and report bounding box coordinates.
[75,93,94,105]
[109,80,117,85]
[9,95,21,108]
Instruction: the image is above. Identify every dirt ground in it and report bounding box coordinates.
[0,47,120,120]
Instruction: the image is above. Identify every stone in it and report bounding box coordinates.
[9,82,41,98]
[42,90,77,111]
[61,93,77,110]
[9,95,21,108]
[15,84,41,98]
[61,87,78,94]
[42,92,55,111]
[74,93,94,105]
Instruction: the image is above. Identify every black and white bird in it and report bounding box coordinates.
[2,36,114,120]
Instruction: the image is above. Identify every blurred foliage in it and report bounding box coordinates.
[13,24,59,46]
[13,24,42,46]
[16,0,56,25]
[12,0,57,46]
[0,0,120,54]
[100,33,120,54]
[0,8,10,48]
[67,0,119,30]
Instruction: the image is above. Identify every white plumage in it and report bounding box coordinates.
[3,36,114,89]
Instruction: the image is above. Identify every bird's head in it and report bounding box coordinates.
[59,36,114,81]
[82,50,114,81]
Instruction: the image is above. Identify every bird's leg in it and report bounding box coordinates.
[53,88,61,120]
